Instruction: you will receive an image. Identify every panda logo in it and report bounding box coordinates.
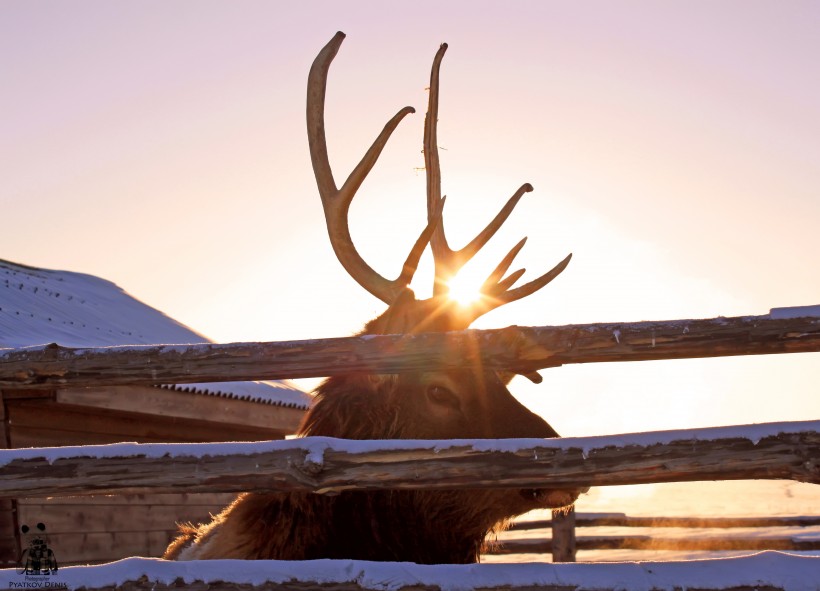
[17,522,58,575]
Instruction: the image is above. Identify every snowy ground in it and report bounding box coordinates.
[1,553,819,591]
[1,481,817,589]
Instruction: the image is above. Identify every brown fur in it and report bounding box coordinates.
[165,32,580,564]
[164,294,581,564]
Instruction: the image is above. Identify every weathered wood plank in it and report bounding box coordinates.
[0,503,15,569]
[495,535,820,553]
[6,398,286,444]
[511,514,820,530]
[0,394,19,568]
[35,530,172,564]
[17,500,229,534]
[0,422,817,499]
[1,389,53,400]
[8,426,176,447]
[56,386,304,433]
[24,492,235,506]
[550,507,576,562]
[1,311,818,389]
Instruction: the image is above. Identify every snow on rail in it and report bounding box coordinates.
[1,420,818,467]
[1,552,818,591]
[770,305,820,319]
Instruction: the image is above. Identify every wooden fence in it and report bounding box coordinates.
[2,309,819,389]
[0,422,817,498]
[497,510,820,560]
[1,308,819,589]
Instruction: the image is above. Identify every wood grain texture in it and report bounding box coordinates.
[0,313,818,389]
[510,514,820,530]
[0,423,817,499]
[495,535,820,553]
[56,387,305,432]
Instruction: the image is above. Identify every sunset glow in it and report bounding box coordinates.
[2,0,818,524]
[445,272,484,307]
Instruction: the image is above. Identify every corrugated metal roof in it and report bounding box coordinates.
[158,383,308,409]
[0,259,310,409]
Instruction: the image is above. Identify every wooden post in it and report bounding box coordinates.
[551,506,576,562]
[0,393,19,568]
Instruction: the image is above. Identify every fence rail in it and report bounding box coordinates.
[1,309,818,389]
[0,421,817,499]
[495,511,820,559]
[510,513,820,529]
[2,307,819,588]
[495,536,820,554]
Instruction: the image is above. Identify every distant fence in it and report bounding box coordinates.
[1,307,819,589]
[495,510,820,561]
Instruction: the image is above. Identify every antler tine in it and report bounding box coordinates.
[481,237,528,291]
[424,42,446,269]
[307,31,426,304]
[475,253,573,318]
[454,183,532,268]
[494,268,527,293]
[424,43,531,295]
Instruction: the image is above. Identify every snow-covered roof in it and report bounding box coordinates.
[0,259,310,409]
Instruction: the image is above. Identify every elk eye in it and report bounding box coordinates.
[426,384,460,410]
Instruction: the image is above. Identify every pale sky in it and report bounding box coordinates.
[2,1,818,442]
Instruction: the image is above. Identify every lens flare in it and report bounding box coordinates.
[446,272,483,306]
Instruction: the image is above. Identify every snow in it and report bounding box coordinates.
[0,260,210,349]
[769,305,820,319]
[0,259,310,408]
[1,419,815,467]
[0,552,817,590]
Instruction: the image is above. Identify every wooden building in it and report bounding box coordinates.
[0,260,310,566]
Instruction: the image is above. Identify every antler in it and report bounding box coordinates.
[307,32,570,313]
[423,42,572,319]
[307,31,439,304]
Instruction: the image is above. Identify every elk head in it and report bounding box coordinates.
[302,32,580,517]
[162,33,583,566]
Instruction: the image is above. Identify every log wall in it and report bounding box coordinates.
[0,398,17,568]
[0,388,300,566]
[17,493,235,565]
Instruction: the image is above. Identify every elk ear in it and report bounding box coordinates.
[497,370,543,385]
[497,370,516,385]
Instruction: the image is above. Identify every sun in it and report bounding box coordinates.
[445,272,484,306]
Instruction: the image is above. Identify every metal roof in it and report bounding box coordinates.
[0,259,310,409]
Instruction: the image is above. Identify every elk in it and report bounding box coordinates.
[164,32,581,564]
